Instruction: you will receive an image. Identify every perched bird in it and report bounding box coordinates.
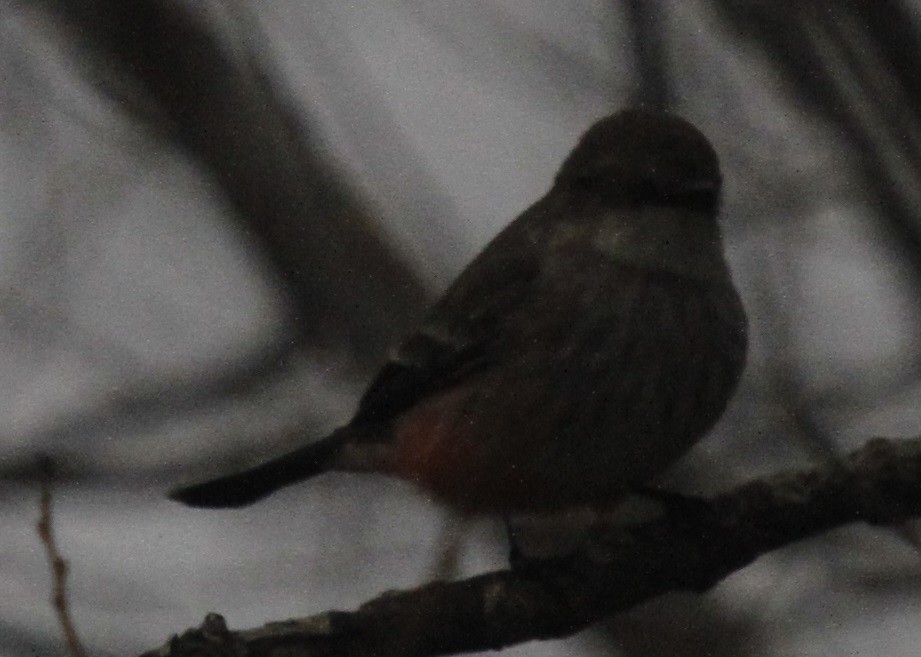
[171,109,747,516]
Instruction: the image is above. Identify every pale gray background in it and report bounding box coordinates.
[2,1,921,656]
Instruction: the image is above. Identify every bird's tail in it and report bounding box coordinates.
[169,430,349,508]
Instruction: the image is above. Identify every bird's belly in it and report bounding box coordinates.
[391,356,735,514]
[391,283,745,514]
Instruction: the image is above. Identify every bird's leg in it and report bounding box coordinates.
[503,514,531,569]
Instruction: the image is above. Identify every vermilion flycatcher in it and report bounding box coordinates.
[171,109,747,515]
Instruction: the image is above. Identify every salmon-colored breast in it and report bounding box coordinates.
[391,384,585,514]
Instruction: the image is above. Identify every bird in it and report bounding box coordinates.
[170,109,748,516]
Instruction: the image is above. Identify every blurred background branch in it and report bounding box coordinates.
[31,0,429,362]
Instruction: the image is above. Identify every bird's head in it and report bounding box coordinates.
[555,109,721,211]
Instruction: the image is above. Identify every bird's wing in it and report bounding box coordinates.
[353,207,547,426]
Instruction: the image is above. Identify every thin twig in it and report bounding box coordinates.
[36,458,89,657]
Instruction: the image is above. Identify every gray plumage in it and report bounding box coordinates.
[170,109,747,512]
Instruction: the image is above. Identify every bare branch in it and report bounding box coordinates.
[143,436,921,657]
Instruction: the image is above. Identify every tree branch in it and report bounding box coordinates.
[142,436,921,657]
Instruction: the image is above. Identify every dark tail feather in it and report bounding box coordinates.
[169,432,345,508]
